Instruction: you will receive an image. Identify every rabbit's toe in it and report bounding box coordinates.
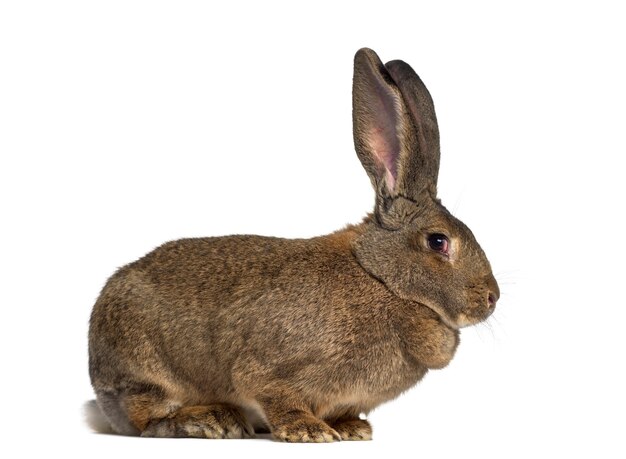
[331,418,372,441]
[272,416,341,443]
[141,404,254,439]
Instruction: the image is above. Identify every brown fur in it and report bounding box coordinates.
[88,48,499,442]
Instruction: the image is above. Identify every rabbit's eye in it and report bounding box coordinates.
[427,233,450,255]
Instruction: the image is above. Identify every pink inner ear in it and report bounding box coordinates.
[368,127,398,191]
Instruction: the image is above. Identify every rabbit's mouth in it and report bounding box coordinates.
[455,291,498,328]
[420,293,496,330]
[418,301,464,330]
[419,296,496,329]
[451,275,499,328]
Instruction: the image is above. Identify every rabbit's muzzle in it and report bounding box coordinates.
[457,273,499,327]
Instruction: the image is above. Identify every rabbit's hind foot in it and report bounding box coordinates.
[140,404,255,439]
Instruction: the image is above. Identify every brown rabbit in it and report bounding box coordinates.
[88,48,499,442]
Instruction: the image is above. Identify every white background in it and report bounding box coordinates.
[1,1,624,458]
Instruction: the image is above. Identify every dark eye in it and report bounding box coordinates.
[427,233,450,255]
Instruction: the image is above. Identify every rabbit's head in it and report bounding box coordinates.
[352,48,499,329]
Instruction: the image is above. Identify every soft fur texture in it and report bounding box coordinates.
[88,48,499,442]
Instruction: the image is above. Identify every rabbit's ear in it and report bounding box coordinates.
[352,48,440,204]
[353,48,410,197]
[385,59,440,194]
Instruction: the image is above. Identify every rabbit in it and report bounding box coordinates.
[88,47,499,443]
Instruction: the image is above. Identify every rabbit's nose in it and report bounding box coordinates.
[485,273,499,308]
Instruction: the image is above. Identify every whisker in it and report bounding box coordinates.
[495,290,517,301]
[495,272,516,278]
[494,273,521,281]
[495,269,521,275]
[471,316,497,343]
[489,314,506,334]
[473,310,509,344]
[451,186,467,215]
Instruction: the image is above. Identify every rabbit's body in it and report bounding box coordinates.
[90,223,457,437]
[88,48,499,442]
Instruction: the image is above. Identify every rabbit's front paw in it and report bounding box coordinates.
[272,414,341,443]
[330,418,372,441]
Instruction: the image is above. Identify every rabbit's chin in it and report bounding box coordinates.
[419,301,461,330]
[455,311,493,328]
[422,302,493,330]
